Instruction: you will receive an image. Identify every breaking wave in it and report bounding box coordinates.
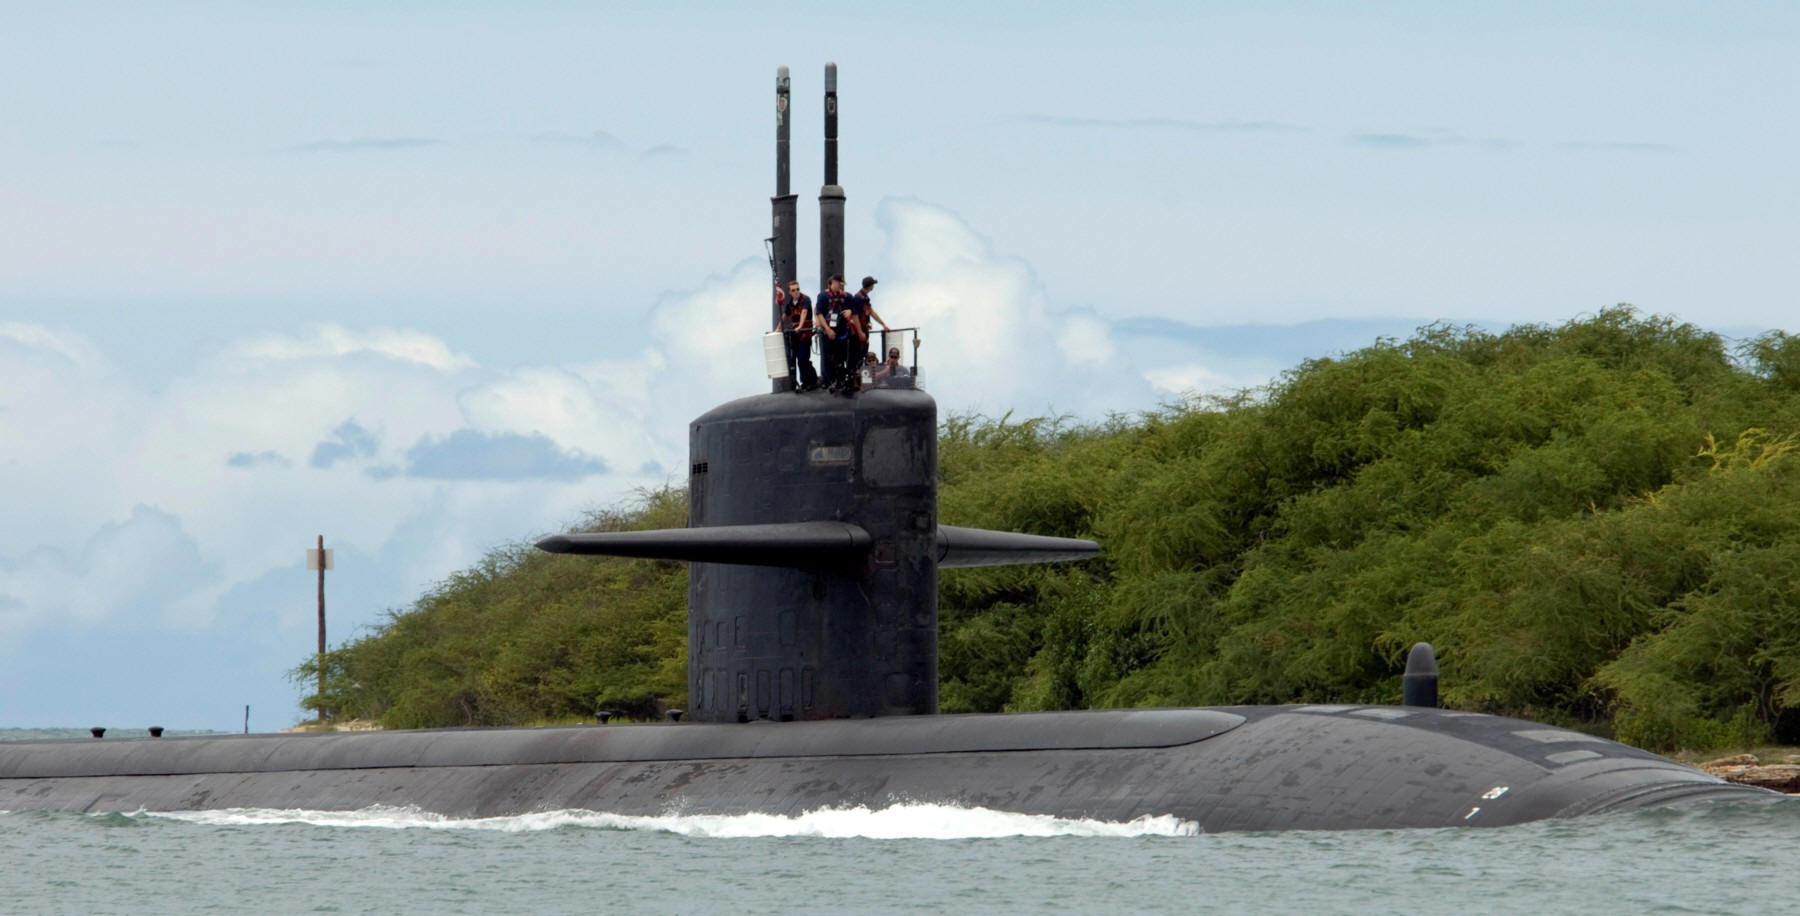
[149,803,1200,838]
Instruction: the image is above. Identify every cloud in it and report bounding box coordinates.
[1346,131,1516,151]
[228,324,475,371]
[286,137,441,153]
[309,420,380,469]
[533,130,626,150]
[226,451,289,469]
[1,319,645,649]
[0,506,216,639]
[1555,140,1674,153]
[645,259,777,412]
[1114,315,1436,400]
[1056,313,1117,365]
[397,429,609,481]
[1143,364,1258,398]
[0,324,145,554]
[457,365,665,475]
[1349,132,1433,149]
[531,131,687,160]
[863,198,1156,415]
[0,322,106,369]
[1019,115,1306,133]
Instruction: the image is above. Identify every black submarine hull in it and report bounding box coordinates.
[1,706,1775,830]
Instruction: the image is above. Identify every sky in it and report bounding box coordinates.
[2,2,1796,730]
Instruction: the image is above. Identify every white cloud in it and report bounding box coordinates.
[228,324,476,371]
[1143,363,1253,397]
[1057,313,1118,365]
[0,505,214,639]
[0,324,148,554]
[0,322,106,368]
[869,198,1155,416]
[0,320,658,648]
[458,364,666,475]
[647,259,778,398]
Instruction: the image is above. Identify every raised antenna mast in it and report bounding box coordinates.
[819,62,844,289]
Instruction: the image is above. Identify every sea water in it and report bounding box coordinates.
[4,732,1796,914]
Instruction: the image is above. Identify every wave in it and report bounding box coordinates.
[145,803,1201,838]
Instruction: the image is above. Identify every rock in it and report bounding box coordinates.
[1696,754,1800,792]
[281,718,383,734]
[1727,764,1800,793]
[1699,753,1759,768]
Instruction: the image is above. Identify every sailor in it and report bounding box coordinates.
[815,275,850,390]
[871,346,909,385]
[847,276,891,378]
[780,280,817,391]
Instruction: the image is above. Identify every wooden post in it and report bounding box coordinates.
[306,537,333,723]
[317,533,326,720]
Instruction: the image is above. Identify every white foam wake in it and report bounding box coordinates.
[149,803,1199,838]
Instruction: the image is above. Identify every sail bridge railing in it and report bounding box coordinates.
[762,325,924,392]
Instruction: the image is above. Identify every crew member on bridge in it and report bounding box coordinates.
[816,274,851,391]
[871,346,909,386]
[779,280,817,391]
[847,276,891,379]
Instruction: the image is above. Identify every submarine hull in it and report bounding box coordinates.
[0,706,1774,830]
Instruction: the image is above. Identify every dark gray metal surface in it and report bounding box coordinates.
[818,62,844,288]
[1,707,1774,829]
[1402,642,1440,708]
[0,709,1241,778]
[936,525,1101,568]
[540,522,872,568]
[687,388,939,722]
[771,65,796,340]
[543,523,1100,571]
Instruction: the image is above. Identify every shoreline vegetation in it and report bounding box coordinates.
[295,309,1800,759]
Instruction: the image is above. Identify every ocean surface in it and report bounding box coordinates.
[4,730,1797,914]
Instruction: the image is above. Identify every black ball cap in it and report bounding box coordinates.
[861,276,878,288]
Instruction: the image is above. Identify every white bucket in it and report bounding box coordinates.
[762,331,788,379]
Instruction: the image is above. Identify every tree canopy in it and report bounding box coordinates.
[298,309,1800,749]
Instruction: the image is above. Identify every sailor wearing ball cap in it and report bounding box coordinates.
[847,275,890,379]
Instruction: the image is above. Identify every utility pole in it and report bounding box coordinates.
[306,535,333,722]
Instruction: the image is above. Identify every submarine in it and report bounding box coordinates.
[0,65,1780,831]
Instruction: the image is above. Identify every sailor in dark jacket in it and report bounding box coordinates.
[846,275,891,379]
[815,275,851,390]
[779,280,817,391]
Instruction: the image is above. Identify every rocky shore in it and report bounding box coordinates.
[1698,754,1800,793]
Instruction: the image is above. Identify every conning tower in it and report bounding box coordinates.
[685,387,940,721]
[537,65,1096,722]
